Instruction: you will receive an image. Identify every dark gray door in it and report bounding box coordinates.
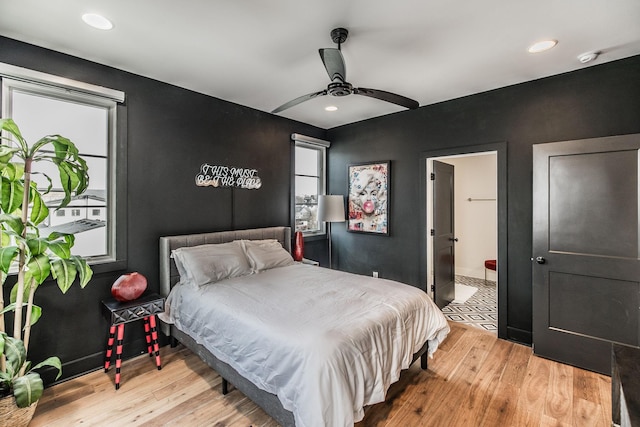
[433,160,456,309]
[532,134,640,374]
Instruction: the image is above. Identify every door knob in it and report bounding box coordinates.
[535,256,546,264]
[449,237,459,242]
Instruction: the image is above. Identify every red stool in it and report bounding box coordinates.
[484,259,497,284]
[102,293,165,390]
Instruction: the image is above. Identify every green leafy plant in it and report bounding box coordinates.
[0,118,93,407]
[0,332,60,407]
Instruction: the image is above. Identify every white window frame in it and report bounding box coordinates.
[0,63,126,268]
[292,133,330,237]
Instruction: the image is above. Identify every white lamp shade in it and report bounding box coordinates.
[318,195,345,223]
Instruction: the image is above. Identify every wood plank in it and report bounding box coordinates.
[381,329,495,426]
[512,354,551,427]
[476,342,533,427]
[573,397,606,427]
[544,360,574,425]
[540,413,572,427]
[31,323,611,427]
[447,337,512,426]
[574,366,600,403]
[597,373,613,423]
[31,347,206,426]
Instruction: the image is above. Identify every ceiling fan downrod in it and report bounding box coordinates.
[330,28,348,50]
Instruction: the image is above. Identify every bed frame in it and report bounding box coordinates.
[159,226,428,427]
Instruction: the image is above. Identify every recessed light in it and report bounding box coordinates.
[527,40,557,53]
[325,105,338,112]
[82,13,113,30]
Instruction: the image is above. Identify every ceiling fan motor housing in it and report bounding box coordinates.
[328,81,353,96]
[330,28,349,45]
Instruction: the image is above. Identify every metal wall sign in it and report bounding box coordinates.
[195,163,262,189]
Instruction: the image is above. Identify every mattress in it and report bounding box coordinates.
[164,262,449,427]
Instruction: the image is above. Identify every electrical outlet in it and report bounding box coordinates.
[373,271,379,278]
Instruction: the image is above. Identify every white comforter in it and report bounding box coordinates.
[164,263,449,427]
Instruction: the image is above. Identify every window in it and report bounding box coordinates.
[1,63,125,267]
[292,134,330,235]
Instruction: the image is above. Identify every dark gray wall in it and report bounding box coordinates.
[326,54,640,343]
[0,36,325,383]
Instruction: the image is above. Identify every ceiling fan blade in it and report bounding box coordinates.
[271,89,328,114]
[354,87,419,110]
[318,48,346,82]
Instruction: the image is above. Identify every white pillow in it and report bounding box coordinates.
[171,252,192,283]
[171,241,251,286]
[239,240,294,272]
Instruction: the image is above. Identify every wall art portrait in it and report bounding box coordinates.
[347,161,390,235]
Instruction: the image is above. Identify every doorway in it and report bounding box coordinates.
[428,152,498,332]
[419,142,507,339]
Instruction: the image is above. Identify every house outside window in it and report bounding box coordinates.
[293,134,330,236]
[1,63,125,266]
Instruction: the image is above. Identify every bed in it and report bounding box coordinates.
[159,226,449,427]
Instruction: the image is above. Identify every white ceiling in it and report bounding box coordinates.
[1,1,639,129]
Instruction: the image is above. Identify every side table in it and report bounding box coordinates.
[102,292,165,390]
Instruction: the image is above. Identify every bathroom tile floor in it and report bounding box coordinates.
[441,275,497,333]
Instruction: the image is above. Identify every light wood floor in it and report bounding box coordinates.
[31,322,612,426]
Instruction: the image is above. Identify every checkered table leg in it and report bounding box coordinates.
[104,325,116,372]
[114,323,125,390]
[143,317,153,357]
[149,315,162,370]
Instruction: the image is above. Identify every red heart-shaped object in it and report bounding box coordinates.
[111,272,148,302]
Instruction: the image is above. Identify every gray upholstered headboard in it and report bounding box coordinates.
[159,226,291,299]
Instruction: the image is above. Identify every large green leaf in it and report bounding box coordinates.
[47,239,71,259]
[1,229,10,246]
[26,253,51,285]
[1,163,24,181]
[0,245,19,273]
[0,213,24,235]
[31,356,62,380]
[1,302,42,327]
[30,172,53,196]
[13,372,43,408]
[26,237,46,255]
[9,280,29,305]
[1,176,24,214]
[27,304,42,327]
[0,145,19,167]
[50,258,78,293]
[70,255,93,288]
[26,237,48,257]
[58,162,80,208]
[29,187,49,225]
[27,136,90,209]
[1,332,26,376]
[0,119,27,151]
[51,135,80,158]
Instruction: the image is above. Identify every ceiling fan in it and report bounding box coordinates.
[271,28,419,114]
